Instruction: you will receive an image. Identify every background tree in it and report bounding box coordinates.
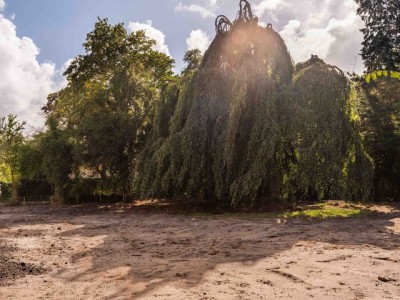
[182,49,203,74]
[38,118,73,204]
[353,77,400,200]
[353,0,400,201]
[288,57,374,202]
[355,0,400,71]
[43,18,175,200]
[0,115,26,202]
[18,137,53,202]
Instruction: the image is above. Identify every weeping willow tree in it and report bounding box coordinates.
[132,0,373,207]
[284,56,374,202]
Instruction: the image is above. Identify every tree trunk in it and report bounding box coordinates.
[11,187,18,203]
[53,185,65,204]
[9,167,19,203]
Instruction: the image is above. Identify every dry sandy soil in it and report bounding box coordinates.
[0,202,399,300]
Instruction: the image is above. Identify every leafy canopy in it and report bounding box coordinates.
[64,18,174,86]
[42,18,175,198]
[355,0,400,71]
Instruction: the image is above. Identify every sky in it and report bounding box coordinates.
[0,0,365,130]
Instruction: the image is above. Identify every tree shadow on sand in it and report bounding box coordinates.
[48,204,400,299]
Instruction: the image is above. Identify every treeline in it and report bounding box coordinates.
[0,1,399,206]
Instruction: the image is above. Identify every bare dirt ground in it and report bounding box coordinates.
[0,202,399,300]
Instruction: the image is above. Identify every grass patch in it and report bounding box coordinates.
[191,201,370,220]
[279,205,370,219]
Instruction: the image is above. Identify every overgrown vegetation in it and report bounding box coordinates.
[0,1,399,207]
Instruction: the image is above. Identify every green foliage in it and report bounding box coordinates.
[355,0,400,71]
[364,70,400,83]
[133,21,374,207]
[39,118,73,203]
[63,18,174,86]
[352,77,400,200]
[6,4,395,206]
[0,115,26,202]
[182,49,203,74]
[69,65,159,194]
[133,22,281,205]
[19,139,44,181]
[42,18,175,199]
[287,57,374,202]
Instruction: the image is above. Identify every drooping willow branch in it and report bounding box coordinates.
[237,0,253,22]
[216,0,268,35]
[215,15,232,34]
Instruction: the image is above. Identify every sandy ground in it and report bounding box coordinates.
[0,202,399,300]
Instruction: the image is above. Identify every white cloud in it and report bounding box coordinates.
[0,11,65,131]
[186,29,211,53]
[324,13,364,72]
[175,0,219,18]
[0,0,5,12]
[254,0,284,17]
[280,20,335,63]
[275,0,364,73]
[175,3,215,18]
[128,20,171,57]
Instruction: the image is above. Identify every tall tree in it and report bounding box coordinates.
[133,3,373,206]
[355,0,400,71]
[43,18,175,198]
